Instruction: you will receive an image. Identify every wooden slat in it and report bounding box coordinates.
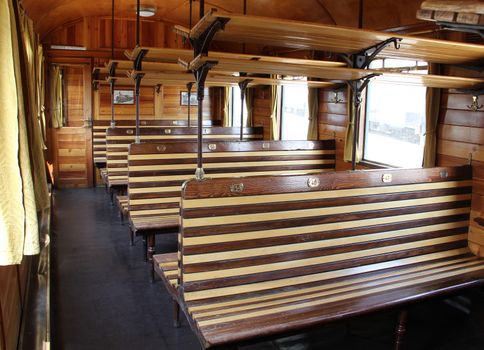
[176,11,484,65]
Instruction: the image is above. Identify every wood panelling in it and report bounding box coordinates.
[0,257,31,350]
[44,17,167,50]
[97,85,156,119]
[52,128,93,188]
[318,89,350,171]
[63,66,85,127]
[252,86,272,140]
[436,68,484,255]
[94,85,212,121]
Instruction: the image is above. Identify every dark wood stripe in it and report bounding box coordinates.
[181,166,472,199]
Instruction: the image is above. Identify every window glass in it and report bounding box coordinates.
[363,78,427,168]
[281,85,309,140]
[231,86,247,127]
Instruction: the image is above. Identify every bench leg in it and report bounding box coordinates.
[143,237,147,262]
[395,310,408,350]
[129,229,134,246]
[173,301,181,328]
[147,234,156,262]
[150,259,155,283]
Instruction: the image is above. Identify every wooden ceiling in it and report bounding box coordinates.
[22,0,427,39]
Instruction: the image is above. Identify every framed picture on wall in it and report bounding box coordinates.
[180,91,198,106]
[113,89,135,105]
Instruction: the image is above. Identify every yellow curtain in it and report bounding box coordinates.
[18,6,50,211]
[343,87,362,163]
[51,66,64,128]
[423,64,441,167]
[0,0,40,265]
[222,86,231,127]
[307,88,319,140]
[245,87,254,127]
[270,77,280,140]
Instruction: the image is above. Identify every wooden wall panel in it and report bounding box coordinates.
[44,17,167,50]
[0,266,21,350]
[52,128,93,188]
[318,89,350,171]
[437,71,484,255]
[63,66,85,127]
[96,85,156,119]
[252,86,272,140]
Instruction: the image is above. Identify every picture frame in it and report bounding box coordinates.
[180,91,198,106]
[113,89,135,105]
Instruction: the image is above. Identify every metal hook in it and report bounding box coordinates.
[468,95,483,112]
[330,91,343,104]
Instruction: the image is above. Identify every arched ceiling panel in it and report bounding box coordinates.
[22,0,426,40]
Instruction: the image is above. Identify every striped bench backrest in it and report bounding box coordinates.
[107,126,264,186]
[179,166,473,306]
[128,140,335,222]
[93,119,221,166]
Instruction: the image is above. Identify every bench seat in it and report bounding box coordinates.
[153,253,179,296]
[174,165,484,348]
[129,215,179,233]
[187,251,484,347]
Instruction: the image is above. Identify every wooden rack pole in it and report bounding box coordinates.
[110,78,116,127]
[136,0,140,46]
[199,0,204,20]
[187,82,194,126]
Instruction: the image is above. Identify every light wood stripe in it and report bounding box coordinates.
[183,221,469,263]
[128,186,181,194]
[191,258,481,318]
[130,159,334,171]
[130,197,181,205]
[188,255,476,313]
[130,208,179,216]
[183,247,471,301]
[129,169,329,183]
[107,135,261,140]
[196,262,484,327]
[183,194,472,228]
[183,207,471,245]
[129,150,334,160]
[183,234,468,282]
[183,180,472,209]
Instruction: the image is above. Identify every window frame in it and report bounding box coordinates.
[360,59,428,168]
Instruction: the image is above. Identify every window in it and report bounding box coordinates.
[230,86,248,127]
[280,85,309,140]
[363,59,427,168]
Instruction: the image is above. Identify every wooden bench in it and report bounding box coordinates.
[93,119,221,168]
[106,126,264,190]
[155,165,484,348]
[129,139,336,260]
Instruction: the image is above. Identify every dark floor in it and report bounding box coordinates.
[52,188,484,350]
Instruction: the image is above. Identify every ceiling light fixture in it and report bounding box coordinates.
[137,6,156,17]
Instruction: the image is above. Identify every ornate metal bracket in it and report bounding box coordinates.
[190,17,230,56]
[468,95,483,112]
[341,37,402,69]
[92,68,100,91]
[133,73,145,143]
[109,61,118,78]
[437,21,484,40]
[109,78,117,127]
[186,82,194,125]
[193,61,217,179]
[238,78,253,140]
[133,49,148,71]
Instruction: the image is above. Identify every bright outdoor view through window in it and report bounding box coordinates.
[364,59,427,168]
[281,85,309,140]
